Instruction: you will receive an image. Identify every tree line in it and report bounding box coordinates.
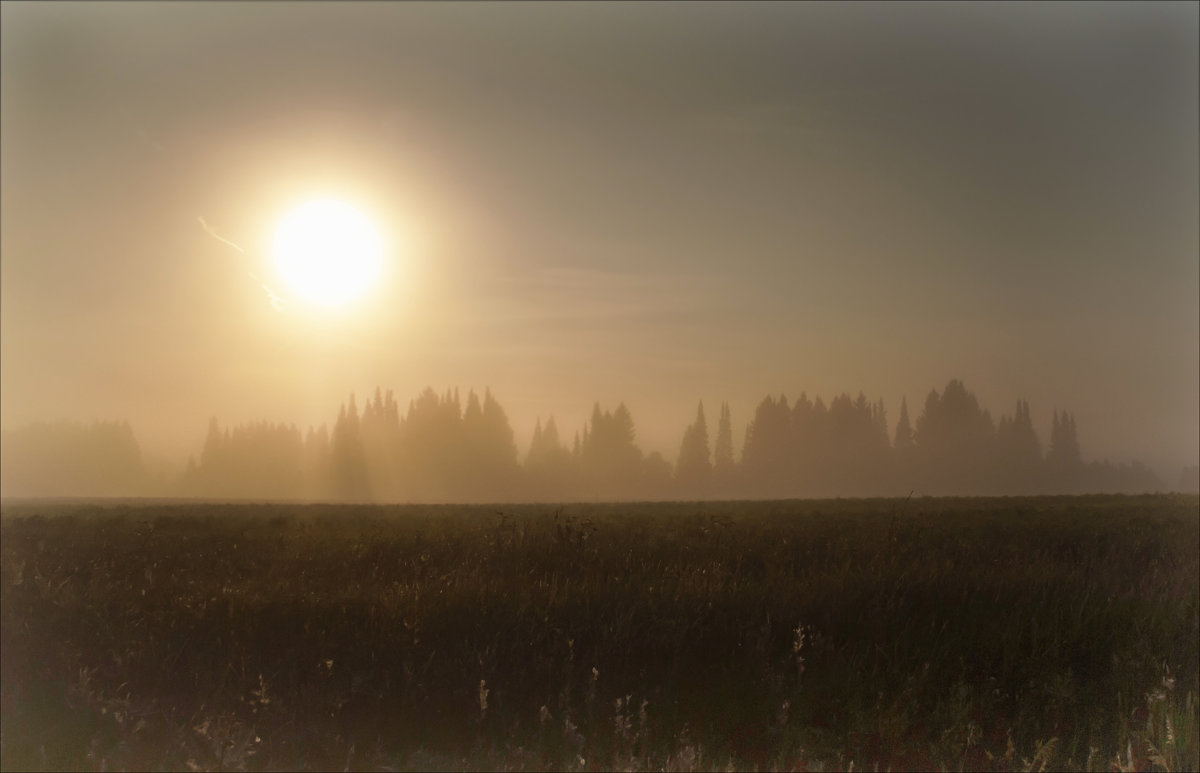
[0,379,1171,501]
[0,420,147,498]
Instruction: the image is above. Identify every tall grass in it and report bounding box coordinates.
[2,495,1197,771]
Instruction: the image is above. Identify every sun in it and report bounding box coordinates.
[271,198,384,307]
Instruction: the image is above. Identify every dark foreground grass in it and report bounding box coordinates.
[1,495,1197,771]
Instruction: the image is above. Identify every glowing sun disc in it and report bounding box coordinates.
[272,198,383,307]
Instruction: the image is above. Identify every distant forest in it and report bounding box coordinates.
[2,380,1189,501]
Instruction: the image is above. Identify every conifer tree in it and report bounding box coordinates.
[675,401,712,492]
[302,424,332,499]
[913,380,997,494]
[894,397,914,451]
[528,418,544,465]
[1064,413,1080,464]
[1013,400,1041,463]
[199,417,223,480]
[481,389,519,480]
[1048,409,1081,469]
[464,390,484,426]
[331,394,370,501]
[873,398,889,448]
[580,401,643,496]
[528,416,567,468]
[360,386,402,499]
[525,413,577,499]
[741,394,792,494]
[713,402,735,476]
[542,417,562,453]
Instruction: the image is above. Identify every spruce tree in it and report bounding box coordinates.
[713,402,735,475]
[331,394,370,501]
[675,401,712,491]
[528,418,544,466]
[894,397,914,451]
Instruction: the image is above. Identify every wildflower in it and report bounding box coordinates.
[563,717,585,750]
[614,695,633,741]
[793,623,808,683]
[776,699,791,727]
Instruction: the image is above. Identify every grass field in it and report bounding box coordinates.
[2,495,1197,771]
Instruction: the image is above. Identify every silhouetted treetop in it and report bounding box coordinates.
[1048,410,1082,470]
[579,402,644,497]
[894,396,915,452]
[714,402,735,476]
[675,401,712,493]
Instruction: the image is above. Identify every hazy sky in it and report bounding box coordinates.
[2,1,1197,475]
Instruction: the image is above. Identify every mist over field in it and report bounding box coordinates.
[0,378,1180,502]
[1,1,1197,488]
